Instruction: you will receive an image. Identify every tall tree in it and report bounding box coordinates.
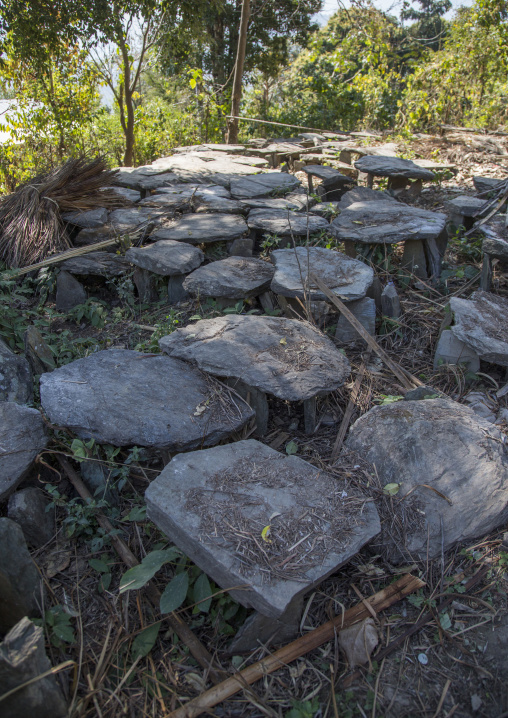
[227,0,250,144]
[401,0,451,50]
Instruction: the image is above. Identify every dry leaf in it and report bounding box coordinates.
[43,548,72,578]
[261,525,272,543]
[339,617,378,668]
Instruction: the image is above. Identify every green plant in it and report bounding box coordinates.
[260,233,281,256]
[89,553,115,593]
[68,299,108,328]
[285,697,320,718]
[33,605,76,648]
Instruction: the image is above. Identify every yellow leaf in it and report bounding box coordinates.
[261,525,272,543]
[280,337,287,345]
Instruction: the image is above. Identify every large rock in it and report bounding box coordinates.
[270,247,374,302]
[247,209,329,237]
[62,207,108,228]
[450,290,508,365]
[151,213,248,244]
[55,270,87,311]
[345,398,508,561]
[0,339,32,404]
[0,519,42,632]
[0,403,48,501]
[8,488,54,548]
[337,186,395,210]
[145,439,380,618]
[444,195,486,218]
[230,172,300,199]
[240,194,310,212]
[0,617,67,718]
[60,251,131,276]
[481,221,508,261]
[126,240,204,276]
[354,155,435,181]
[160,315,350,401]
[39,349,253,450]
[109,207,164,233]
[330,200,446,244]
[183,257,274,299]
[473,176,505,194]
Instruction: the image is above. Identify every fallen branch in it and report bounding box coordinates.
[310,273,422,391]
[56,456,223,683]
[226,115,349,136]
[168,573,425,718]
[3,238,121,278]
[330,352,370,462]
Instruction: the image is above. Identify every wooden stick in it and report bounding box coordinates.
[310,273,422,390]
[56,456,223,683]
[169,573,425,718]
[7,238,121,277]
[330,353,370,462]
[226,115,349,136]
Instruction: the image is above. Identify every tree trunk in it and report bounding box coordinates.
[227,0,250,144]
[119,31,135,167]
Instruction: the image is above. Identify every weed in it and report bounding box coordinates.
[33,605,76,648]
[260,232,281,256]
[68,299,108,328]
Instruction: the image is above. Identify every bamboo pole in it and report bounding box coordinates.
[169,573,424,718]
[4,238,122,278]
[226,115,349,136]
[310,273,423,390]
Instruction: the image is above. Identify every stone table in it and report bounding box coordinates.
[230,173,300,199]
[183,257,274,303]
[150,213,248,245]
[40,349,254,450]
[449,290,508,366]
[337,186,394,210]
[354,155,435,191]
[126,240,204,303]
[247,208,329,239]
[159,314,350,434]
[301,164,355,200]
[330,200,447,278]
[60,251,131,277]
[145,439,380,617]
[444,195,486,230]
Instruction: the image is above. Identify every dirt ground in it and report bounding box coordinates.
[2,129,508,718]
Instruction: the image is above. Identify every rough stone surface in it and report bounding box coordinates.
[7,488,54,548]
[126,240,204,276]
[109,207,163,233]
[0,519,42,632]
[434,330,480,372]
[271,247,374,302]
[151,213,248,244]
[40,349,253,450]
[302,165,352,186]
[60,251,131,276]
[24,327,55,375]
[337,186,395,210]
[230,172,300,199]
[0,403,48,501]
[106,186,141,202]
[228,599,303,652]
[228,237,253,256]
[247,208,329,236]
[450,291,508,365]
[309,202,340,218]
[183,257,274,299]
[240,195,309,212]
[145,439,380,617]
[354,155,435,181]
[482,221,508,260]
[0,339,32,404]
[335,297,376,344]
[473,176,505,194]
[160,314,351,401]
[444,195,486,218]
[381,282,402,318]
[0,617,67,718]
[55,271,87,311]
[345,398,508,561]
[73,225,114,246]
[330,200,446,244]
[62,207,108,228]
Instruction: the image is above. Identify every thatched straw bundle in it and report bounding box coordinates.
[0,157,125,268]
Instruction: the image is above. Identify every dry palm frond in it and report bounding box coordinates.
[0,156,126,268]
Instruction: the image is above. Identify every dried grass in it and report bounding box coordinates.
[0,157,124,268]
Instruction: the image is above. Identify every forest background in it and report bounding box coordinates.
[0,0,506,192]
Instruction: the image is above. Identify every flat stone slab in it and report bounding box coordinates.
[39,349,254,450]
[109,207,164,232]
[444,195,486,217]
[145,439,380,617]
[354,155,435,181]
[473,176,505,194]
[309,202,340,217]
[159,315,350,401]
[271,247,374,301]
[151,213,248,244]
[183,257,274,299]
[60,251,131,276]
[481,221,508,260]
[240,194,310,212]
[330,200,446,244]
[106,186,141,202]
[302,165,352,185]
[0,340,32,404]
[337,186,395,210]
[247,208,329,237]
[450,290,508,365]
[230,173,300,199]
[62,208,108,228]
[0,403,48,501]
[346,398,508,561]
[126,240,204,276]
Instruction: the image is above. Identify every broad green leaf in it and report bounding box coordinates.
[383,483,401,496]
[160,572,189,614]
[193,573,212,613]
[439,612,452,631]
[89,558,110,573]
[131,622,161,659]
[119,548,180,593]
[286,440,298,455]
[124,506,147,522]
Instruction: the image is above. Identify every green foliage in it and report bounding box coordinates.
[68,299,108,329]
[285,697,320,718]
[131,622,161,659]
[119,548,182,593]
[33,605,76,648]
